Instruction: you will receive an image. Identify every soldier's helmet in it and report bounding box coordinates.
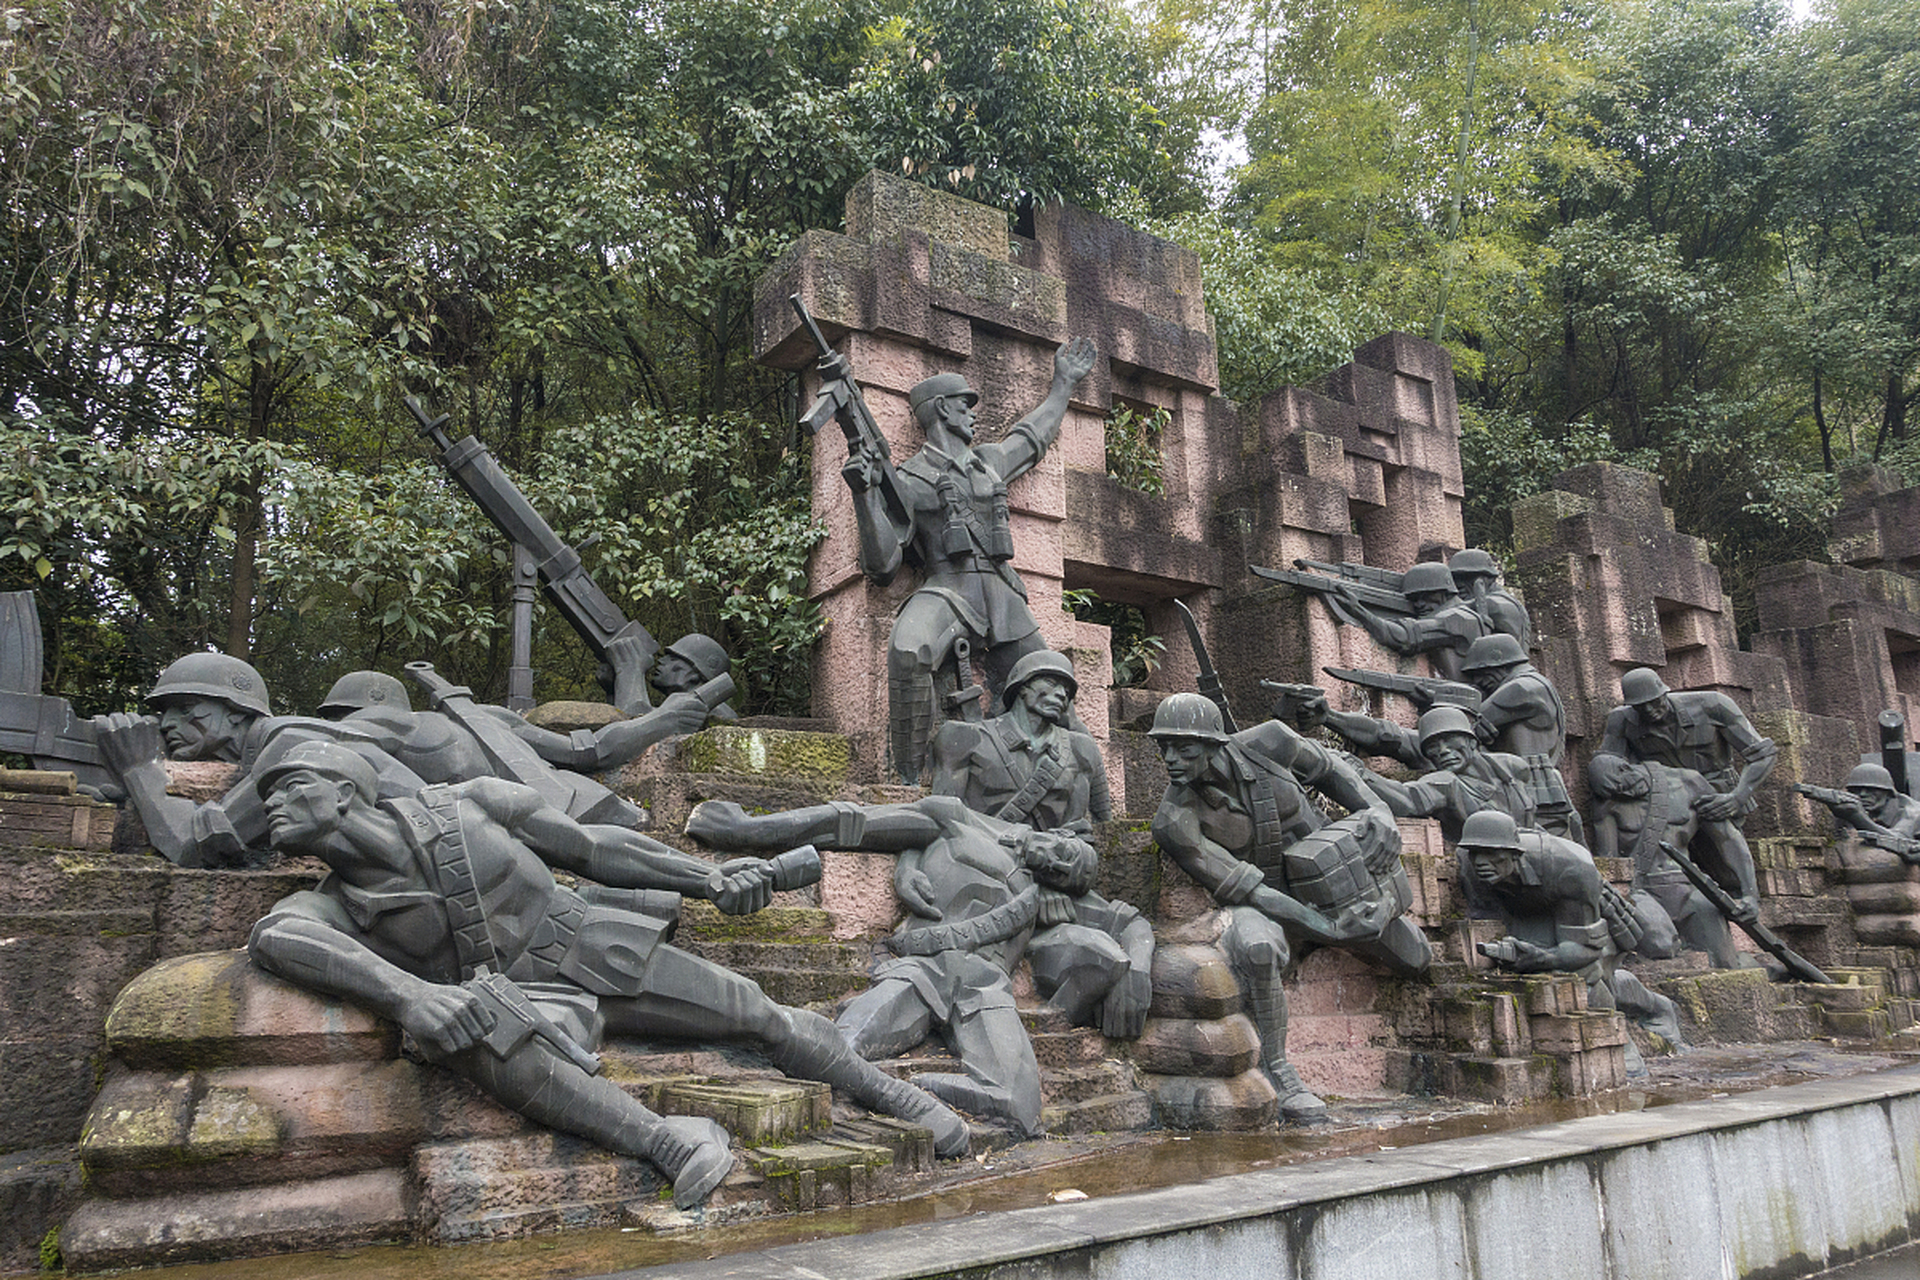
[1147,692,1228,743]
[254,739,379,804]
[1448,548,1501,579]
[1459,809,1524,851]
[1846,763,1898,794]
[1621,667,1671,705]
[664,634,731,683]
[1418,705,1478,744]
[907,372,980,417]
[1462,633,1528,673]
[147,652,272,718]
[1004,649,1078,699]
[1400,562,1458,597]
[318,671,412,717]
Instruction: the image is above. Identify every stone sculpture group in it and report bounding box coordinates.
[4,327,1885,1219]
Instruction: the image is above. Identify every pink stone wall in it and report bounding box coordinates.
[755,173,1466,808]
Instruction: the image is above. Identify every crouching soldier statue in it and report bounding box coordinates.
[246,742,968,1210]
[1146,693,1432,1122]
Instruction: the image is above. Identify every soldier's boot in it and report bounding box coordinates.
[686,799,927,854]
[1243,976,1326,1124]
[639,1115,737,1210]
[486,1058,734,1210]
[769,1009,970,1157]
[909,1071,1042,1140]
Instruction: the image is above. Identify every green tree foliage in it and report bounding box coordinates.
[2,0,1170,715]
[853,0,1172,215]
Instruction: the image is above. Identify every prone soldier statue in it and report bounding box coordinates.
[246,741,969,1210]
[686,795,1153,1138]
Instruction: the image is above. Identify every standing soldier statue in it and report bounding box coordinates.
[835,339,1098,782]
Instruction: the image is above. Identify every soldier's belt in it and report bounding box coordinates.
[888,885,1039,957]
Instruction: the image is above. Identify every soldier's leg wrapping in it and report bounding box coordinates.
[768,1007,969,1157]
[612,948,968,1157]
[1027,922,1126,1026]
[1631,885,1683,959]
[916,984,1044,1138]
[887,596,971,784]
[1223,905,1325,1121]
[837,976,938,1060]
[451,1038,732,1211]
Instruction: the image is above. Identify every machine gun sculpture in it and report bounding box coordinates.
[406,395,660,709]
[1252,559,1414,627]
[1320,666,1483,714]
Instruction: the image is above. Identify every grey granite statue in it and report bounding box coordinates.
[246,741,968,1209]
[1447,549,1532,649]
[1587,752,1745,968]
[92,653,430,867]
[1459,633,1565,762]
[685,795,1153,1138]
[612,632,739,724]
[1599,667,1775,924]
[1312,561,1488,682]
[1361,706,1537,837]
[1146,693,1431,1122]
[1457,811,1686,1074]
[928,649,1109,831]
[838,339,1098,783]
[319,665,707,828]
[1797,764,1920,845]
[90,647,708,867]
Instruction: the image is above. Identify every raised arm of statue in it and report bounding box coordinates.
[979,337,1097,482]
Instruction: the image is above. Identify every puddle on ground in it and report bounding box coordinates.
[84,1043,1919,1280]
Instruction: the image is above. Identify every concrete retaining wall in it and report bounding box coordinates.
[612,1066,1920,1280]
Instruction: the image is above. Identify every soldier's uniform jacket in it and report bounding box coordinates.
[1150,722,1406,938]
[1401,750,1538,844]
[1484,832,1615,974]
[1373,602,1488,682]
[1473,586,1532,648]
[930,713,1112,831]
[894,424,1051,645]
[1599,691,1776,817]
[1479,666,1567,762]
[266,782,676,1052]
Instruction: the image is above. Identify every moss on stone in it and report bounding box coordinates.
[678,727,852,780]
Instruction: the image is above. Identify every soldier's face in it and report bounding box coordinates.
[1424,732,1478,772]
[264,769,352,850]
[156,697,249,762]
[935,394,975,442]
[1409,590,1449,617]
[1851,786,1894,818]
[1467,664,1511,695]
[1159,737,1213,786]
[654,654,698,693]
[1018,675,1072,725]
[1635,694,1674,726]
[1468,847,1520,885]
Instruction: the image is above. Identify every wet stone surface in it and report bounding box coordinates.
[92,1040,1918,1280]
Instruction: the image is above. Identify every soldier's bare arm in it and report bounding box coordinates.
[249,892,492,1059]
